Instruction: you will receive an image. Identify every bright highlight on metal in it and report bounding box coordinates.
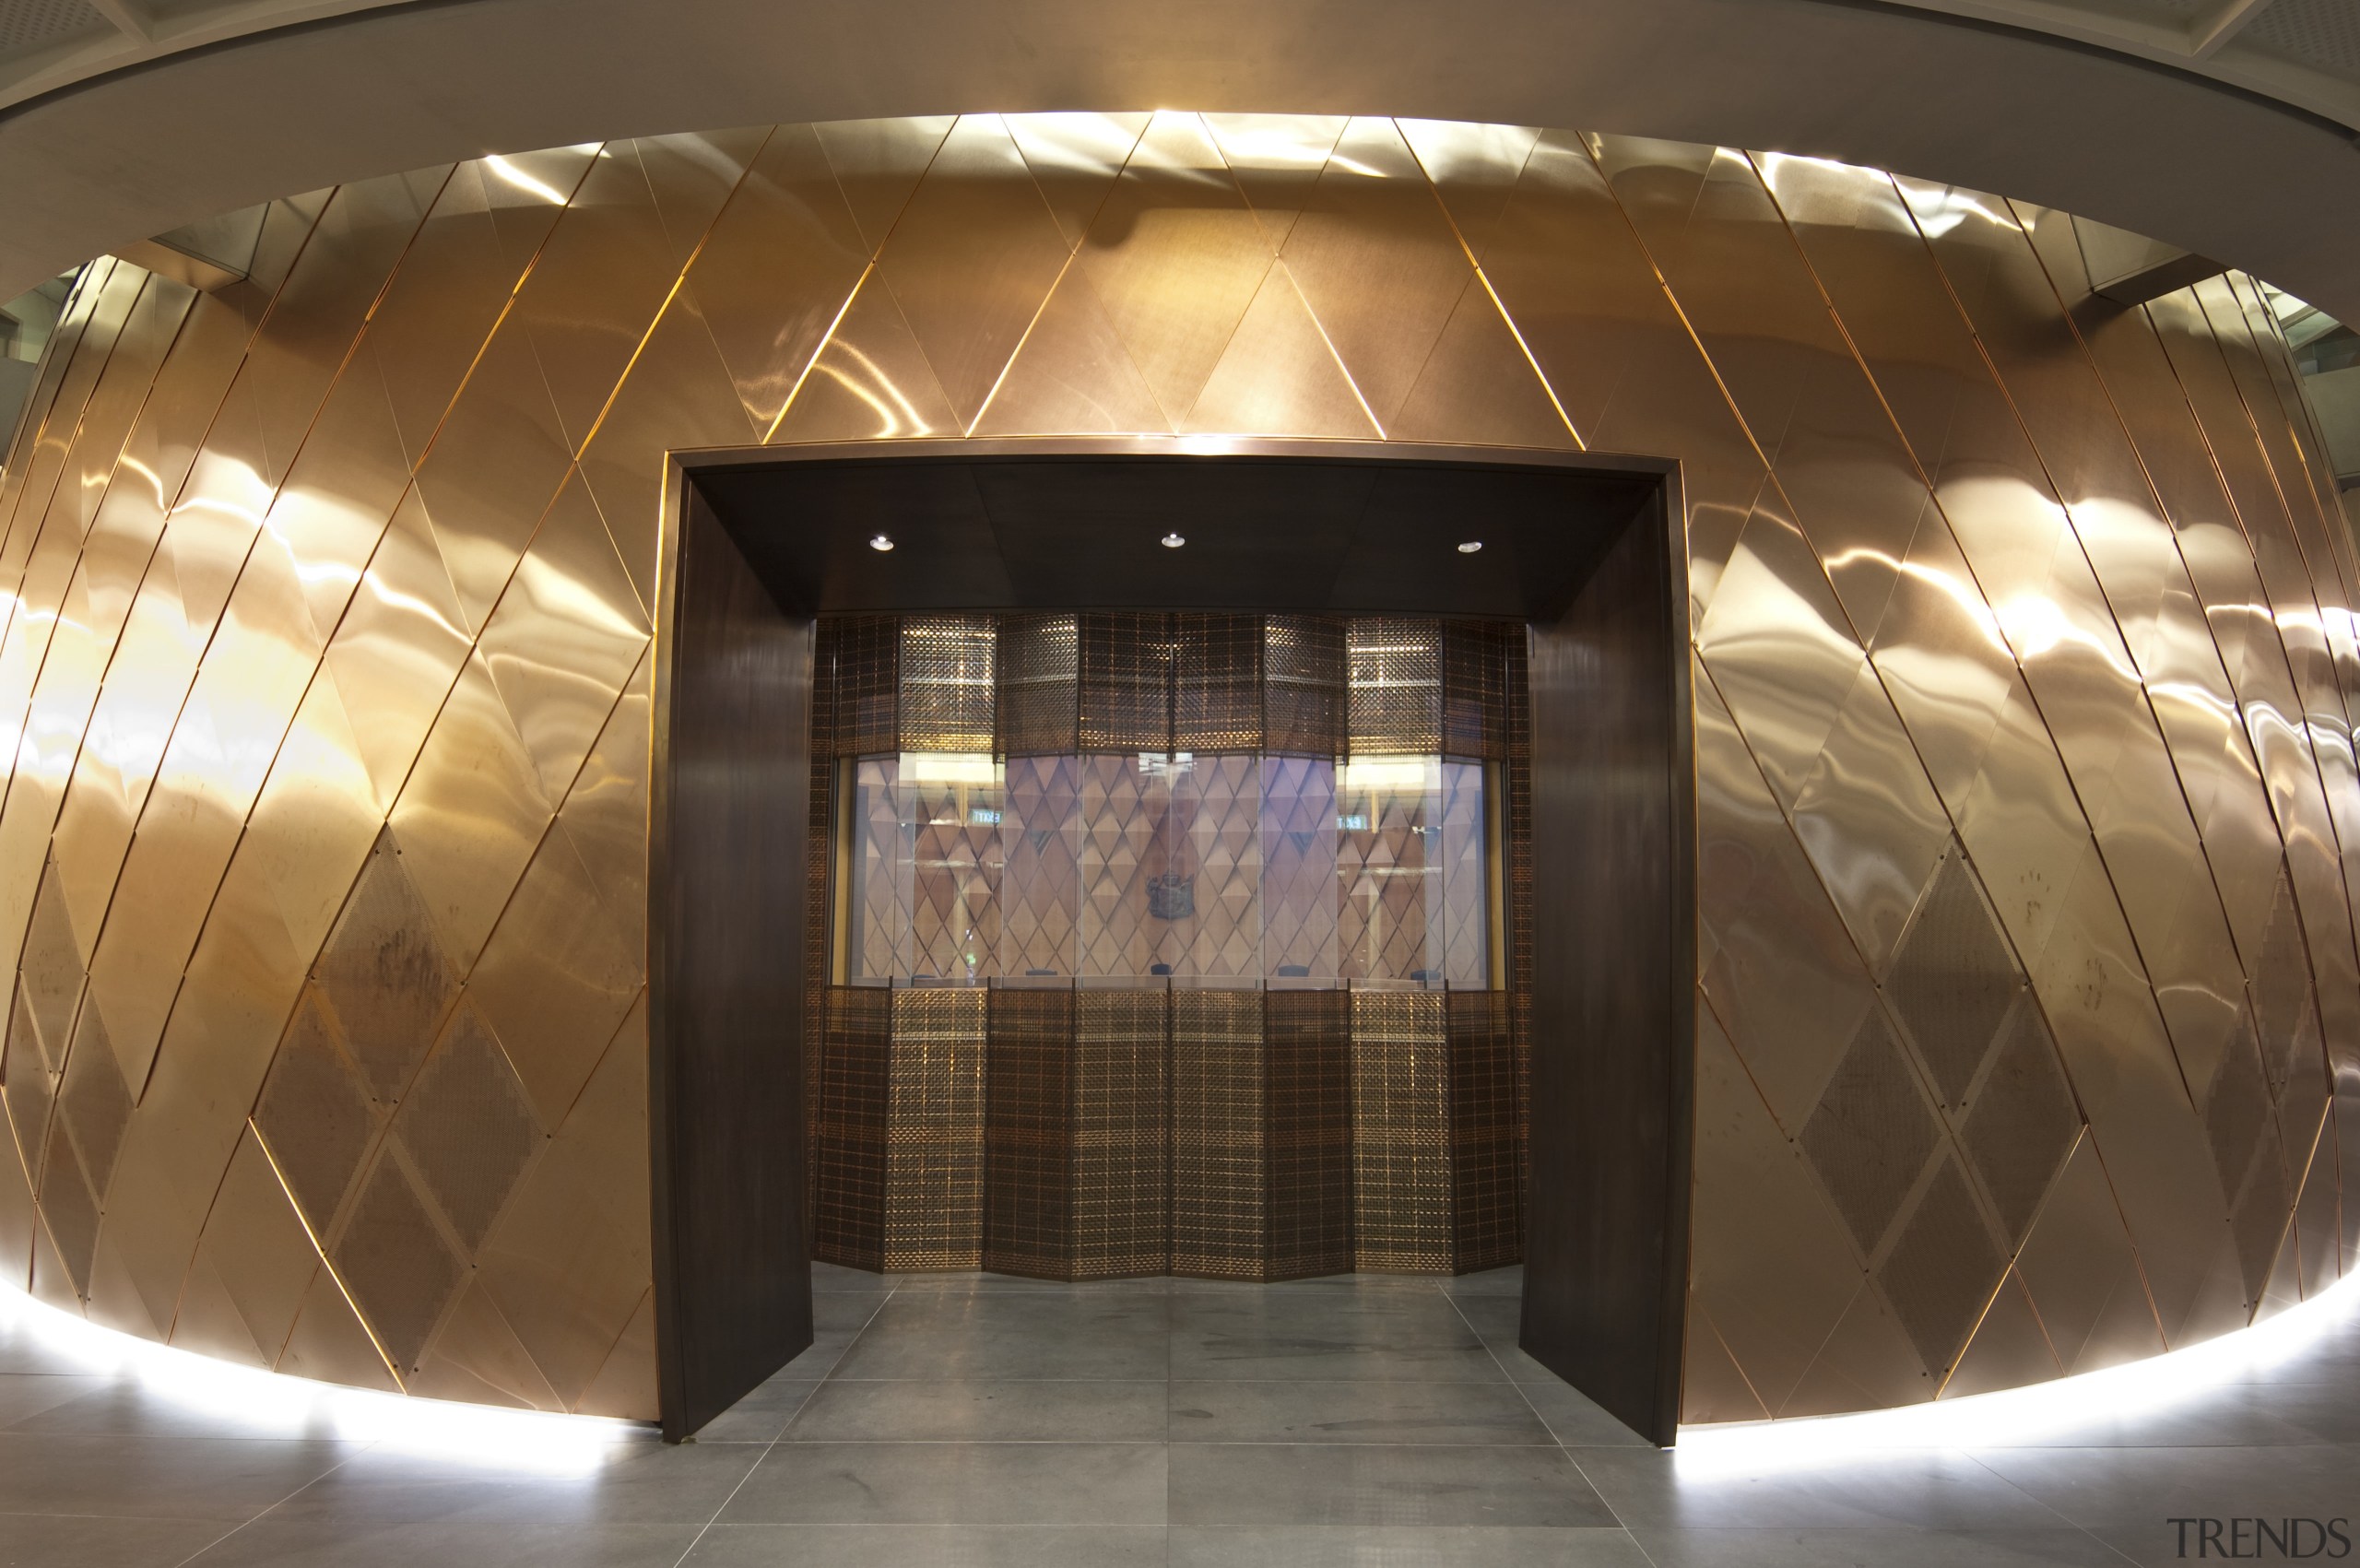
[0,1286,637,1474]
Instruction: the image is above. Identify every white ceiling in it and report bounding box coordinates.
[4,0,2360,127]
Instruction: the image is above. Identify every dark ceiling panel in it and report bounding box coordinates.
[694,453,1659,618]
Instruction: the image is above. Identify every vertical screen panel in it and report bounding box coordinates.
[650,490,814,1440]
[1521,493,1693,1447]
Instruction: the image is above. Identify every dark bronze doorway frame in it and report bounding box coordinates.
[647,437,1695,1444]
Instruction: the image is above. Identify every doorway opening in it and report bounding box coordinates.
[648,441,1693,1443]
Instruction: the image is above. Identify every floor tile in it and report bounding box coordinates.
[262,1440,764,1527]
[1171,1524,1647,1564]
[1171,1294,1504,1383]
[1572,1446,2071,1529]
[773,1328,864,1381]
[1516,1374,1656,1447]
[1169,1443,1616,1527]
[1629,1526,2136,1566]
[813,1291,891,1334]
[683,1523,1169,1564]
[692,1381,820,1444]
[0,1434,357,1522]
[1440,1266,1526,1298]
[0,1511,233,1567]
[785,1378,1167,1442]
[1965,1443,2360,1527]
[1168,1378,1553,1444]
[179,1518,701,1566]
[810,1263,893,1294]
[2,1383,351,1442]
[832,1297,1168,1382]
[0,1373,115,1428]
[719,1442,1168,1525]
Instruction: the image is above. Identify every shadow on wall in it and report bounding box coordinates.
[0,112,2352,1425]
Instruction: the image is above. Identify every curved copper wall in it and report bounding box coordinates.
[0,115,2352,1424]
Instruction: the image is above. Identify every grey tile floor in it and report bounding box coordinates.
[2,1262,2358,1564]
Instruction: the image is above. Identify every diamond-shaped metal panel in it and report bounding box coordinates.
[397,1003,544,1254]
[1876,1156,2005,1377]
[316,830,460,1103]
[1885,851,2018,1108]
[334,1156,465,1373]
[254,989,377,1234]
[1801,1007,1941,1255]
[1961,997,2081,1246]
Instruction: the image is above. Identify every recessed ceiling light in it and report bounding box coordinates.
[1161,533,1186,548]
[868,533,894,552]
[1457,540,1483,554]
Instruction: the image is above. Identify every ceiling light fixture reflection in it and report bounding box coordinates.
[1457,541,1483,554]
[481,154,571,206]
[868,534,894,552]
[1161,533,1186,548]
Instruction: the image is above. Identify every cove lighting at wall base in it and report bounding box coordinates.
[1675,1268,2360,1473]
[0,1287,643,1474]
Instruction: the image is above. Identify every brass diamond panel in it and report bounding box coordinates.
[1802,1008,1941,1256]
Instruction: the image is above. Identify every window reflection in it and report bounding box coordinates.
[842,749,1493,988]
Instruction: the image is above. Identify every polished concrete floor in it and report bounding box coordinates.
[3,1262,2359,1564]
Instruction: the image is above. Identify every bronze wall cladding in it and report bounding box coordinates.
[0,112,2354,1422]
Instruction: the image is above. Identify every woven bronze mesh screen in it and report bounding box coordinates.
[1171,987,1265,1279]
[1175,613,1265,753]
[1442,620,1512,761]
[1080,613,1174,751]
[899,615,997,752]
[1265,987,1354,1279]
[807,611,1527,1280]
[803,753,834,1234]
[886,988,986,1268]
[1348,617,1442,755]
[1264,615,1345,757]
[814,985,891,1269]
[984,986,1077,1278]
[998,614,1080,756]
[826,614,899,756]
[1504,632,1531,1206]
[1448,989,1521,1271]
[1351,989,1451,1270]
[1073,989,1171,1279]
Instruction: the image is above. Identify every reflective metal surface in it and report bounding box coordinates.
[1,114,2353,1427]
